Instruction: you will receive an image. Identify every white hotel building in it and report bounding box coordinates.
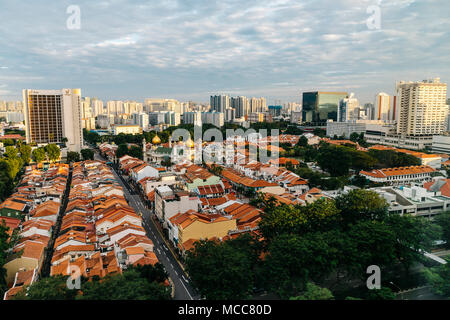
[23,89,84,152]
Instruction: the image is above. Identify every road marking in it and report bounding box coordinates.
[180,280,193,300]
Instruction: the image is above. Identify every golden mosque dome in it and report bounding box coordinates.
[152,135,161,145]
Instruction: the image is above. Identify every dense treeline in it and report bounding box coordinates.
[0,141,32,201]
[0,223,20,297]
[11,264,171,300]
[185,190,443,300]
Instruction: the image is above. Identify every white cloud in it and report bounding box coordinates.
[0,0,447,103]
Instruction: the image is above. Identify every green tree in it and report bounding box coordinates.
[263,232,338,298]
[335,189,389,226]
[13,275,78,300]
[66,151,80,163]
[350,150,377,171]
[3,157,23,180]
[61,137,68,148]
[45,144,60,162]
[296,136,308,147]
[80,149,94,161]
[19,144,32,164]
[435,211,450,249]
[161,156,172,168]
[290,282,334,300]
[116,144,129,159]
[32,147,46,163]
[365,287,396,300]
[386,214,441,273]
[317,144,351,176]
[368,149,421,168]
[0,222,18,296]
[349,132,360,143]
[344,220,397,277]
[313,128,326,137]
[185,238,256,300]
[83,129,101,145]
[259,199,340,241]
[4,146,18,159]
[2,139,15,147]
[423,258,450,298]
[77,270,170,300]
[130,263,168,284]
[129,145,143,160]
[0,161,14,201]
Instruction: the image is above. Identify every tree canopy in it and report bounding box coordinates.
[32,147,46,163]
[66,151,80,163]
[12,264,171,300]
[80,149,94,161]
[185,234,261,300]
[45,144,61,162]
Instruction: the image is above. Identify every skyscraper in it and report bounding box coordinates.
[210,95,230,113]
[338,93,359,122]
[302,91,348,123]
[250,97,267,113]
[396,78,447,136]
[23,88,83,152]
[231,96,250,118]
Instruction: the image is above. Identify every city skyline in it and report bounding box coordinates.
[0,0,449,104]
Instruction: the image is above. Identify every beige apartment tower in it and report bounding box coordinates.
[23,89,84,152]
[396,78,447,136]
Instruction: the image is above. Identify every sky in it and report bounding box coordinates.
[0,0,449,105]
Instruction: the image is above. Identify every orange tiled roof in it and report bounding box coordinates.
[360,165,436,178]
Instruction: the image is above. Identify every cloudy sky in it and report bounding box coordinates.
[0,0,449,104]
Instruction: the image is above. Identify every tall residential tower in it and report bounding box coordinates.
[396,78,447,136]
[23,88,84,152]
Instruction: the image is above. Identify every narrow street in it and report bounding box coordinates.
[94,151,199,300]
[40,166,73,278]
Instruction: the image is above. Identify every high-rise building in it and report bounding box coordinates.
[268,105,283,117]
[396,78,447,136]
[107,100,124,115]
[250,97,267,113]
[225,108,235,122]
[302,91,348,123]
[183,111,202,126]
[90,98,104,116]
[210,95,230,113]
[23,89,83,152]
[231,96,250,118]
[374,92,391,121]
[201,111,224,127]
[338,93,359,122]
[164,111,181,126]
[145,99,180,113]
[81,97,91,118]
[132,112,149,130]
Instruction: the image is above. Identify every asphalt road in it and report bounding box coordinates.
[397,286,445,300]
[94,152,198,300]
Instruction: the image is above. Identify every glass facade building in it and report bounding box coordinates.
[302,91,348,123]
